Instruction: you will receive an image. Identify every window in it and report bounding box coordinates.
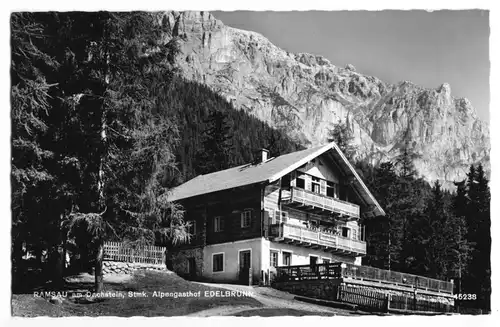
[322,258,331,264]
[275,210,288,223]
[326,181,338,198]
[342,227,350,238]
[270,251,278,267]
[296,175,305,189]
[282,251,292,266]
[214,216,224,232]
[267,210,276,225]
[312,177,320,194]
[241,211,252,228]
[187,221,196,235]
[213,253,224,272]
[310,256,318,266]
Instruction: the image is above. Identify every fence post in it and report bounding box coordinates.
[413,290,417,311]
[384,294,390,312]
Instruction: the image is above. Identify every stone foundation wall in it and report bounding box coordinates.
[167,247,204,279]
[103,261,165,275]
[274,279,342,301]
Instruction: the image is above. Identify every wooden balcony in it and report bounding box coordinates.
[274,262,454,295]
[282,187,360,219]
[269,223,366,256]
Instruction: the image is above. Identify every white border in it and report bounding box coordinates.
[2,2,497,326]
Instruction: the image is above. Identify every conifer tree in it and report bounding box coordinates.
[464,164,491,311]
[11,13,59,279]
[450,180,473,294]
[393,146,424,272]
[327,119,357,161]
[363,162,402,270]
[196,109,234,175]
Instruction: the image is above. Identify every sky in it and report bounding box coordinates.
[212,10,490,122]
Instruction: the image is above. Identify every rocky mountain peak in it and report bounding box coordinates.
[345,64,356,72]
[439,82,452,94]
[160,11,490,188]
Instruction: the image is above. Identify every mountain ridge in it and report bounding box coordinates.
[155,11,490,187]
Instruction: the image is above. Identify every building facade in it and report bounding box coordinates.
[166,143,385,284]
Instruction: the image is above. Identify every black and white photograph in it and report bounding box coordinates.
[8,2,493,319]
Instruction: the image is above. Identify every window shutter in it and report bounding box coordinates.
[305,175,312,191]
[220,217,225,231]
[320,180,326,195]
[268,210,275,225]
[281,211,288,223]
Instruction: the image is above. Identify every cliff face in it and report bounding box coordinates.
[156,11,490,185]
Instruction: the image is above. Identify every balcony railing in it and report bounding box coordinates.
[269,223,366,255]
[274,262,454,294]
[282,187,360,218]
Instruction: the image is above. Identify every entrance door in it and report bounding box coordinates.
[187,257,196,279]
[239,250,251,285]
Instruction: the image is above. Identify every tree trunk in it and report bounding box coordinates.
[94,239,104,292]
[52,214,65,289]
[53,243,65,289]
[11,235,24,269]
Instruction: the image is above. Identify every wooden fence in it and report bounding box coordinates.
[388,294,453,313]
[275,262,454,294]
[103,241,166,265]
[337,285,452,313]
[338,285,387,311]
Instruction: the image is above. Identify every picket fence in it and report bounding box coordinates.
[103,241,166,265]
[337,285,453,313]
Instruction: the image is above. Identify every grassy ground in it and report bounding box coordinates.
[12,271,263,317]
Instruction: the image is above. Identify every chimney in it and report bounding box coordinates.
[261,148,270,163]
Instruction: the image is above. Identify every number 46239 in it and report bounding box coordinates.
[454,294,477,300]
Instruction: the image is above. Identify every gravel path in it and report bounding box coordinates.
[188,282,353,316]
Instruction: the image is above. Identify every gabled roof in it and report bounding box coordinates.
[167,142,385,217]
